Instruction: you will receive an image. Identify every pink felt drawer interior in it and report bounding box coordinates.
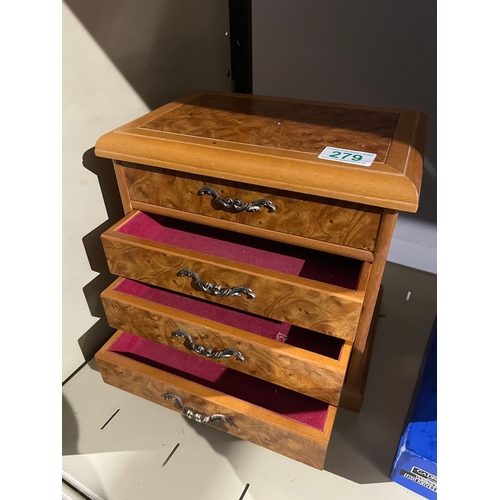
[116,211,362,289]
[109,331,331,431]
[114,278,345,361]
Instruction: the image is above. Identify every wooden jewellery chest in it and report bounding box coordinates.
[93,90,426,469]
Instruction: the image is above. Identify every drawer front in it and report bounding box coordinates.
[122,162,381,252]
[101,212,370,341]
[96,330,337,469]
[102,278,352,405]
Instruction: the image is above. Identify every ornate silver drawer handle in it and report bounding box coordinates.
[172,329,245,362]
[198,186,277,213]
[162,392,235,427]
[177,269,256,300]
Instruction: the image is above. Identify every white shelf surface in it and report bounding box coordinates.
[63,262,437,500]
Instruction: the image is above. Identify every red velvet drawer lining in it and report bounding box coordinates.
[115,278,345,360]
[110,331,330,430]
[117,211,362,290]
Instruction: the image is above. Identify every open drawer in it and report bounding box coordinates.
[102,277,352,405]
[95,330,337,469]
[101,210,370,341]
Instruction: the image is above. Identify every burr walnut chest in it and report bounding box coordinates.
[93,90,426,469]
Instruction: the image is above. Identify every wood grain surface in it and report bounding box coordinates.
[140,93,399,161]
[113,160,133,213]
[101,229,368,341]
[122,162,382,251]
[92,90,427,467]
[95,91,425,212]
[101,283,352,405]
[96,331,336,469]
[339,285,383,412]
[129,200,376,262]
[339,211,398,411]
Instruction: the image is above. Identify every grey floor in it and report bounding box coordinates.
[62,262,437,500]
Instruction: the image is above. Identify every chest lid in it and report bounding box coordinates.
[95,90,426,212]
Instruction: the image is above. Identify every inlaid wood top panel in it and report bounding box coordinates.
[140,93,400,162]
[95,90,426,212]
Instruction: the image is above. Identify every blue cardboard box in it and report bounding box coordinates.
[391,318,437,498]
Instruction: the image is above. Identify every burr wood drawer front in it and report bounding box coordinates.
[96,330,337,470]
[120,162,382,253]
[101,211,370,342]
[102,278,352,405]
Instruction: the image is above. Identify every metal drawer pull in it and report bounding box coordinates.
[178,269,256,300]
[198,186,277,213]
[162,393,235,427]
[172,329,245,362]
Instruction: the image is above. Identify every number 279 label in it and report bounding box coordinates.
[318,146,376,167]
